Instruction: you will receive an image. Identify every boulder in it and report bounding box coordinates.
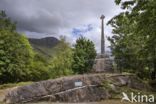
[50,86,110,102]
[5,74,148,103]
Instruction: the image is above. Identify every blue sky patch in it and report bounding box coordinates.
[72,24,93,37]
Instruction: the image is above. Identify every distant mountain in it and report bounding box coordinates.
[28,37,59,58]
[29,37,59,48]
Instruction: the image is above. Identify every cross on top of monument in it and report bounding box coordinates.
[100,15,105,19]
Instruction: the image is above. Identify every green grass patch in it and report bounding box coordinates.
[98,80,114,93]
[0,81,33,89]
[98,83,111,89]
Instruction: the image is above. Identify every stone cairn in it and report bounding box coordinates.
[92,15,114,73]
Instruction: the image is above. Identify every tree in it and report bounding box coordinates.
[49,36,73,78]
[0,10,35,83]
[0,10,55,83]
[0,10,16,31]
[107,0,156,79]
[72,37,97,74]
[0,30,34,83]
[28,52,50,81]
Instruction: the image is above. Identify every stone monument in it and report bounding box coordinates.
[92,15,114,73]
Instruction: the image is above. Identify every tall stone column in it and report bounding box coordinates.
[92,15,114,73]
[100,15,105,54]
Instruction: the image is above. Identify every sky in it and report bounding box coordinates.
[0,0,122,53]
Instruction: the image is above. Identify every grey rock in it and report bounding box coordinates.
[50,86,110,102]
[5,74,148,103]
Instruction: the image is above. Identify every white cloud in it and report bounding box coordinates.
[0,0,122,52]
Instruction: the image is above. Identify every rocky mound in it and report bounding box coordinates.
[5,74,149,103]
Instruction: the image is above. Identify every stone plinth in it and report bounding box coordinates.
[92,54,114,73]
[96,54,109,59]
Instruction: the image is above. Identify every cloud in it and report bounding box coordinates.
[0,0,122,52]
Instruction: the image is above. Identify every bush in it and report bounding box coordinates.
[72,37,97,74]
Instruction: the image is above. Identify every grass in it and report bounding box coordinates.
[97,80,114,93]
[98,82,111,90]
[0,81,33,89]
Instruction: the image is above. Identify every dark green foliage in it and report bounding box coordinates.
[107,0,156,79]
[72,37,97,74]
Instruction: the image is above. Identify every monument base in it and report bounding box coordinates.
[92,54,114,73]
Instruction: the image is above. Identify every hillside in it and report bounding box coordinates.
[28,37,59,58]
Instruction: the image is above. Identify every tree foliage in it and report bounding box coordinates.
[0,10,50,83]
[107,0,156,79]
[49,36,73,78]
[0,10,16,31]
[0,10,98,84]
[0,30,34,83]
[72,37,97,74]
[27,52,50,81]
